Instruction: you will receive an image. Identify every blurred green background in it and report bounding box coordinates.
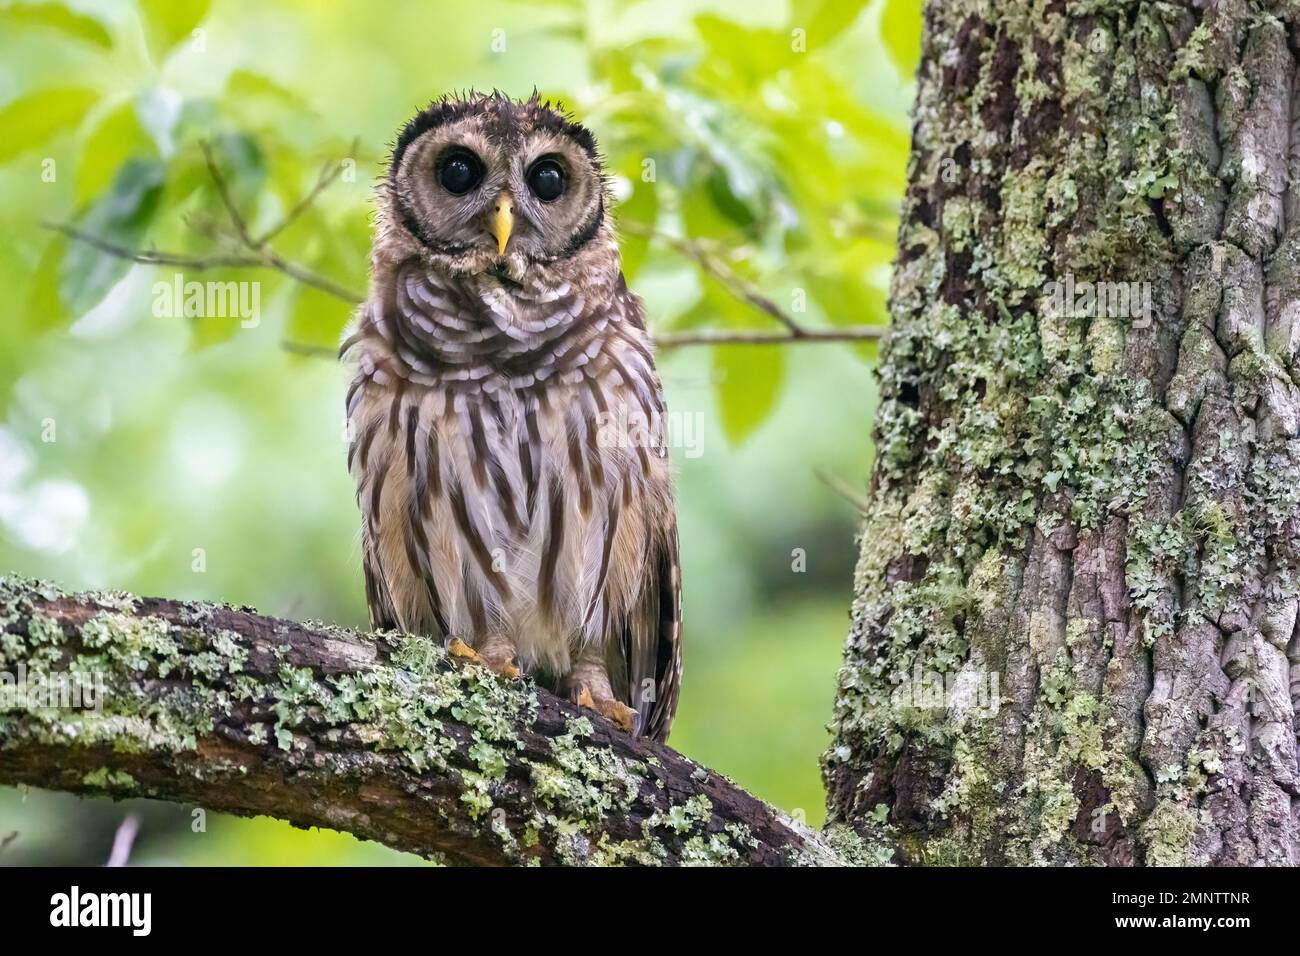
[0,0,918,864]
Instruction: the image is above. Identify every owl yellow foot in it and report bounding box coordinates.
[447,637,477,660]
[497,660,522,679]
[446,637,521,679]
[576,683,637,734]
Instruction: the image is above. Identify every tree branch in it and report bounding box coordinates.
[0,575,840,867]
[618,220,886,347]
[41,221,365,306]
[199,140,255,247]
[278,322,885,362]
[44,138,366,306]
[619,221,805,334]
[254,145,358,246]
[656,327,884,348]
[45,141,885,352]
[42,221,265,271]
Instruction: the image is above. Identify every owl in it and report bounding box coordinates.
[341,92,682,741]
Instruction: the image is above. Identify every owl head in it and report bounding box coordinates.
[378,91,610,281]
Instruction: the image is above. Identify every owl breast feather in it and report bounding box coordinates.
[345,263,673,676]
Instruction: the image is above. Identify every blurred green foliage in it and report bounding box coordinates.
[0,0,918,864]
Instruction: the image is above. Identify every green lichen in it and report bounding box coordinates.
[1014,652,1105,863]
[83,767,135,790]
[1140,748,1225,866]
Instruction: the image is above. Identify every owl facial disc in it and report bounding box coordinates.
[384,92,607,278]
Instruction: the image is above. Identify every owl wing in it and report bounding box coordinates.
[613,521,682,743]
[609,285,682,741]
[362,538,401,632]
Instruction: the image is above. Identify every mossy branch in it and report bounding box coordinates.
[0,575,840,866]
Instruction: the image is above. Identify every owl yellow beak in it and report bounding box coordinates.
[492,194,513,256]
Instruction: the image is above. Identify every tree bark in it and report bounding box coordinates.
[0,576,840,866]
[824,0,1300,865]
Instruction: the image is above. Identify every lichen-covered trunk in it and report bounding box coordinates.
[824,0,1300,865]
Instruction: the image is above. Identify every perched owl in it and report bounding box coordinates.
[341,92,682,741]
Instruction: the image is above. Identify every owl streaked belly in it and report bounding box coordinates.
[348,363,670,677]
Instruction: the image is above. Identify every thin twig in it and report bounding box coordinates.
[43,222,264,270]
[105,813,141,867]
[619,219,806,334]
[45,220,366,303]
[658,326,884,349]
[49,139,366,303]
[200,138,366,303]
[49,141,886,352]
[282,322,884,360]
[280,338,337,359]
[199,140,254,246]
[261,246,363,303]
[816,468,872,512]
[255,139,359,246]
[619,220,886,347]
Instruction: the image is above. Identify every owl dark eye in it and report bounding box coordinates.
[527,158,565,202]
[438,150,483,195]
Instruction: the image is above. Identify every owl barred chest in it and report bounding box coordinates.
[347,262,670,674]
[342,91,681,740]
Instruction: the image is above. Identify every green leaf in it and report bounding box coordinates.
[693,16,791,89]
[286,282,355,352]
[705,167,757,230]
[612,160,658,280]
[791,0,872,48]
[26,237,70,332]
[77,100,154,205]
[712,344,784,445]
[880,0,923,77]
[805,272,887,328]
[681,182,743,241]
[207,131,267,212]
[60,158,165,313]
[0,3,113,48]
[667,296,716,332]
[0,87,98,163]
[224,69,313,114]
[138,0,210,61]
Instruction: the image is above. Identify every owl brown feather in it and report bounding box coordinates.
[342,92,682,740]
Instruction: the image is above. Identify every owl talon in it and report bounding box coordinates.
[447,637,521,679]
[496,660,522,680]
[575,683,637,734]
[447,637,477,661]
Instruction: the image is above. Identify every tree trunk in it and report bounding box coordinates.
[824,0,1300,865]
